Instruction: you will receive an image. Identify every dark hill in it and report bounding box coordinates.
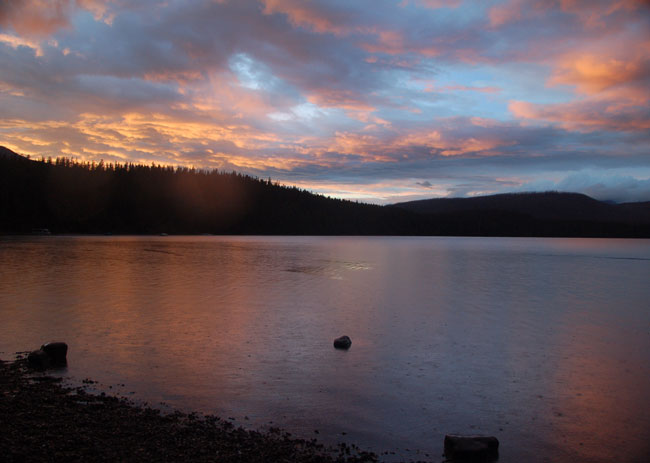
[0,146,26,160]
[393,192,650,224]
[619,201,650,221]
[1,146,649,237]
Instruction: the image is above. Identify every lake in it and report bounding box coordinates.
[1,236,649,462]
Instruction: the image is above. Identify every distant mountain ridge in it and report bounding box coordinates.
[392,192,650,224]
[1,145,649,237]
[0,146,25,160]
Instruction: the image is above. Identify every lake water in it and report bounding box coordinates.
[1,236,649,462]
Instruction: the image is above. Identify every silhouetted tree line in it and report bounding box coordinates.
[0,154,421,235]
[1,151,649,237]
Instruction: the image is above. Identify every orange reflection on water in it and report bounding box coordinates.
[547,308,650,462]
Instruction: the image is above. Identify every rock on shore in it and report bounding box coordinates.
[41,342,68,365]
[444,434,499,461]
[27,342,68,369]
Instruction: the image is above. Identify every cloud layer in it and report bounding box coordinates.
[1,0,649,202]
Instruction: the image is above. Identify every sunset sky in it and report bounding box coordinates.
[1,0,649,203]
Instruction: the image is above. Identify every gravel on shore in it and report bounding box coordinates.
[0,356,379,463]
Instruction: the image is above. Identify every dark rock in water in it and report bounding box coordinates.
[333,336,352,349]
[27,342,68,369]
[41,342,68,365]
[444,434,499,461]
[27,350,52,369]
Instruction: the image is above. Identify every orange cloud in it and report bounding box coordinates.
[509,99,650,132]
[549,53,650,94]
[0,111,286,165]
[438,137,509,156]
[324,132,394,162]
[306,90,375,112]
[275,124,513,162]
[391,128,511,157]
[514,34,650,133]
[0,33,44,56]
[313,126,513,160]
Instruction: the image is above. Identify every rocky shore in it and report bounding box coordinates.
[0,356,378,463]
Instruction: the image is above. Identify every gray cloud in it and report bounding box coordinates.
[518,172,650,203]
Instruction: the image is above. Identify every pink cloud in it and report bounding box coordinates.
[558,0,649,28]
[507,10,650,134]
[509,98,650,132]
[360,30,440,56]
[261,1,443,59]
[0,0,73,36]
[413,0,463,8]
[425,83,501,94]
[488,0,524,27]
[488,0,649,33]
[0,1,172,38]
[261,0,359,36]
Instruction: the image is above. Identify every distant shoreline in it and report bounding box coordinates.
[2,232,649,240]
[0,355,379,463]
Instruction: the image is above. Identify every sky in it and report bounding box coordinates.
[1,0,649,204]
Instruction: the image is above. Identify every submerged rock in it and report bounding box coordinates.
[333,336,352,350]
[27,342,68,369]
[444,434,499,461]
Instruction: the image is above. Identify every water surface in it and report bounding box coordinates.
[1,236,649,462]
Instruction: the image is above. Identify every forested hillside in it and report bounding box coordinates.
[0,149,419,235]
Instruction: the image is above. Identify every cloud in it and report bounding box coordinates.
[0,0,649,203]
[509,26,650,133]
[549,52,650,94]
[518,171,650,203]
[0,32,45,56]
[557,0,650,29]
[405,0,463,9]
[509,99,650,132]
[488,0,524,27]
[261,0,358,36]
[0,0,73,36]
[488,0,650,30]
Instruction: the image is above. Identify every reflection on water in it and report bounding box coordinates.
[1,236,649,462]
